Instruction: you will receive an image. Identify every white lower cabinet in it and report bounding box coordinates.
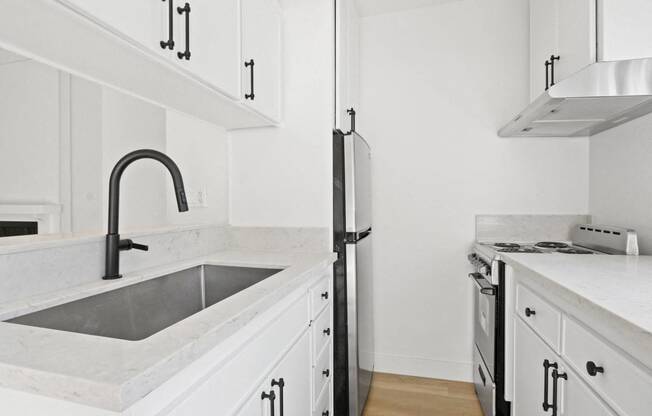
[514,317,615,416]
[237,331,311,416]
[510,268,652,416]
[514,317,556,416]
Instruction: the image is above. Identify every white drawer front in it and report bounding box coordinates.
[312,305,332,359]
[516,283,561,351]
[312,341,332,404]
[313,378,331,416]
[562,316,652,416]
[310,276,331,319]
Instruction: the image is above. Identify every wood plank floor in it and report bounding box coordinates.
[363,373,483,416]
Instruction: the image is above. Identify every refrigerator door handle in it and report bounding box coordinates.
[345,227,372,243]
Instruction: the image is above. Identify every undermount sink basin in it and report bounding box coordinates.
[6,265,283,341]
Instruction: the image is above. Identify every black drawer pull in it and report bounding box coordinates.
[160,0,175,50]
[321,291,329,300]
[322,411,329,416]
[271,378,285,416]
[542,359,557,412]
[245,59,255,100]
[176,3,191,60]
[261,390,276,416]
[549,55,560,87]
[322,369,330,377]
[551,369,567,416]
[525,307,536,317]
[586,361,604,376]
[323,328,331,336]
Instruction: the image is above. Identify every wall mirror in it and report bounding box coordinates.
[0,47,228,240]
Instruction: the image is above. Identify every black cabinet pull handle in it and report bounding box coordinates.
[322,411,329,416]
[586,361,604,376]
[542,359,557,412]
[261,390,276,416]
[323,328,331,336]
[551,369,567,416]
[245,59,255,100]
[549,55,560,87]
[321,291,329,300]
[271,378,285,416]
[160,0,175,50]
[545,60,551,90]
[176,3,191,60]
[525,307,536,317]
[322,369,330,377]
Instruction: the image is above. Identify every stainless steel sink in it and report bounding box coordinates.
[6,265,282,341]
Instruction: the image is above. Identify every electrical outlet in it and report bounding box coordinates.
[185,187,208,208]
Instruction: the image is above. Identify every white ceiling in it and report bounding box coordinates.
[354,0,461,17]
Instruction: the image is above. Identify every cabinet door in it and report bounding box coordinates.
[241,0,282,122]
[59,0,160,52]
[177,0,240,99]
[269,331,311,416]
[530,0,596,100]
[556,0,596,83]
[513,316,557,416]
[598,0,652,61]
[530,0,558,100]
[237,332,311,416]
[560,366,616,416]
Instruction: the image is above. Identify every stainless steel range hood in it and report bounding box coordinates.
[499,58,652,137]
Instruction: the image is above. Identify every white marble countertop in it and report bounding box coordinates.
[0,249,336,411]
[489,247,652,367]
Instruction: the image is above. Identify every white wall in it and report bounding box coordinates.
[166,110,229,227]
[0,60,60,205]
[228,0,334,228]
[0,56,229,235]
[100,87,168,231]
[590,112,652,255]
[359,0,589,381]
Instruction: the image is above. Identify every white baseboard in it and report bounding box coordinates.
[373,352,473,383]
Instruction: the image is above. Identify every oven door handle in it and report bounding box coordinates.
[469,273,496,296]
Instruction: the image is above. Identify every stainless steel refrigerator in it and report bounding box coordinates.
[333,129,374,416]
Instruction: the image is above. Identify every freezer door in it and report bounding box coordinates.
[345,132,372,233]
[346,232,374,416]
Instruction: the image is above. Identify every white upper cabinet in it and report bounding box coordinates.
[48,0,282,127]
[529,0,596,101]
[598,0,652,61]
[173,0,241,99]
[59,0,160,49]
[240,0,282,122]
[335,0,361,132]
[530,0,652,101]
[62,0,241,100]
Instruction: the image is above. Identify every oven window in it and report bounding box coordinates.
[0,221,38,238]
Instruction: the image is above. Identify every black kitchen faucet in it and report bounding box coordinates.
[103,149,188,280]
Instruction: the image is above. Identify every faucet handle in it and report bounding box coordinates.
[118,239,149,252]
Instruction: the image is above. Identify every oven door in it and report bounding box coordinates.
[471,272,496,378]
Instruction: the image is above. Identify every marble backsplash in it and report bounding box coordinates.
[0,225,329,306]
[476,214,591,243]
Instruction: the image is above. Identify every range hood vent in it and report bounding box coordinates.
[499,58,652,137]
